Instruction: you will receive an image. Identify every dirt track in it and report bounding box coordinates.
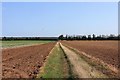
[2,42,56,78]
[60,43,107,78]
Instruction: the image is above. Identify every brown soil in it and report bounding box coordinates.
[61,41,118,68]
[2,42,56,78]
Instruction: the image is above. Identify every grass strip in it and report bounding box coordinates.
[37,43,70,78]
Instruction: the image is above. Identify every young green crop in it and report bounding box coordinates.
[2,40,54,48]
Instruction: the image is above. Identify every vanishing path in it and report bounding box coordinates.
[60,43,108,78]
[37,42,69,78]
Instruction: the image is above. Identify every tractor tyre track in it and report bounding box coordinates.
[60,43,108,78]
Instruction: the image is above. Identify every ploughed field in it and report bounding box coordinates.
[61,41,118,68]
[2,42,56,78]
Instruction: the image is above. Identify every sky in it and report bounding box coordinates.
[2,2,118,37]
[1,0,119,2]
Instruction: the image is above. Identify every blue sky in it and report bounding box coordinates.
[2,2,118,37]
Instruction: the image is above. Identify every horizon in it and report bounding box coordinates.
[2,2,118,37]
[1,33,119,38]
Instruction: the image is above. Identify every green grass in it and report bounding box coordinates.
[2,40,53,48]
[37,43,70,78]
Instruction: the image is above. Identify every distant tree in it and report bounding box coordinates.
[96,35,102,40]
[101,35,107,40]
[92,34,95,40]
[10,37,14,40]
[2,37,6,40]
[82,35,87,40]
[108,34,115,40]
[73,35,76,40]
[88,35,91,40]
[65,35,68,40]
[76,35,80,40]
[58,35,64,40]
[118,34,120,40]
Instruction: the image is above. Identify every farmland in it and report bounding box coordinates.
[61,41,118,67]
[61,41,118,77]
[2,40,53,48]
[2,42,56,78]
[2,40,119,78]
[2,2,119,79]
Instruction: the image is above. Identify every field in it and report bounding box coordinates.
[2,42,56,78]
[2,40,53,48]
[61,41,119,77]
[2,40,119,78]
[61,41,118,72]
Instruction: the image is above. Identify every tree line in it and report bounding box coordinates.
[58,34,120,40]
[1,37,58,41]
[1,34,120,41]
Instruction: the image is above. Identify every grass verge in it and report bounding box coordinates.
[37,43,70,78]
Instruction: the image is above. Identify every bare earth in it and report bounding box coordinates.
[61,41,118,69]
[60,43,107,78]
[2,42,56,78]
